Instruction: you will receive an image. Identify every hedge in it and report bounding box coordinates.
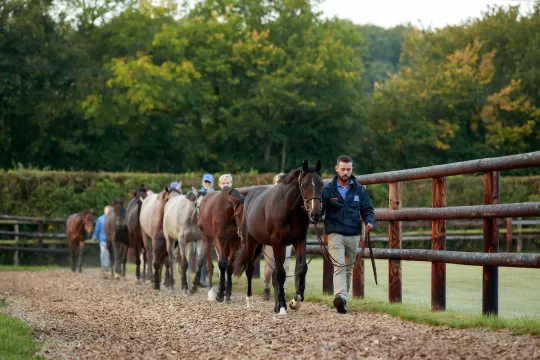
[1,170,539,219]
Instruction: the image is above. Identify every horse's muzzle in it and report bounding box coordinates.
[310,213,321,223]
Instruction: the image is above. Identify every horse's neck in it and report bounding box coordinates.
[280,183,302,212]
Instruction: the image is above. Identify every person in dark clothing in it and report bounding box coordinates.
[322,155,375,314]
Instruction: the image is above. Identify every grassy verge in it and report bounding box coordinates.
[0,298,42,359]
[0,265,61,272]
[232,258,540,335]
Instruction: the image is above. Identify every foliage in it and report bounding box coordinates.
[1,1,539,175]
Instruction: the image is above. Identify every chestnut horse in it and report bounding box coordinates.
[66,209,95,272]
[197,186,251,302]
[127,185,148,284]
[233,160,323,315]
[105,199,128,280]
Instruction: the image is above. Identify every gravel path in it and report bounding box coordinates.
[1,269,539,359]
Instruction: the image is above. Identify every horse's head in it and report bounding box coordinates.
[298,159,324,223]
[82,209,95,238]
[112,199,126,227]
[167,181,182,201]
[185,187,205,222]
[227,187,245,230]
[132,184,148,202]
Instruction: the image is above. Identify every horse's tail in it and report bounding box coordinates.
[233,243,263,277]
[233,246,245,277]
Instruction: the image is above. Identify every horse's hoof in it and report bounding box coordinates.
[278,307,287,316]
[145,280,152,285]
[289,294,303,310]
[208,288,216,302]
[262,288,271,301]
[289,299,301,310]
[189,287,198,295]
[135,279,141,285]
[216,293,225,303]
[225,296,232,304]
[114,273,120,280]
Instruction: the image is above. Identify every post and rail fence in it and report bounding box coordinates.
[315,151,540,316]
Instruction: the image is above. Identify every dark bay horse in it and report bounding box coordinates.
[233,160,323,315]
[127,185,148,284]
[66,210,95,272]
[198,187,250,302]
[105,199,128,280]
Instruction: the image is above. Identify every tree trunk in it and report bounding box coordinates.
[264,136,272,167]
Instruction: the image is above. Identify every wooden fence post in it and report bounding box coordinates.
[37,221,44,265]
[13,223,19,266]
[388,182,403,303]
[483,171,499,315]
[352,223,366,299]
[505,218,512,252]
[517,217,522,252]
[431,177,447,311]
[322,231,334,295]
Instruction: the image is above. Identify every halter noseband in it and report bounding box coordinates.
[298,171,323,216]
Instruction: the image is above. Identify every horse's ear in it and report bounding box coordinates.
[177,181,182,190]
[228,194,241,205]
[164,185,169,192]
[302,160,309,171]
[316,160,322,173]
[191,186,198,195]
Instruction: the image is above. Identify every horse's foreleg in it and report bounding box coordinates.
[152,237,162,290]
[190,239,205,294]
[141,244,147,283]
[272,242,287,315]
[165,235,174,290]
[134,239,141,283]
[70,243,76,272]
[203,234,215,301]
[142,232,153,284]
[216,249,227,303]
[179,235,188,295]
[244,235,256,309]
[113,239,121,279]
[77,241,85,273]
[289,240,307,310]
[121,244,128,277]
[226,241,239,303]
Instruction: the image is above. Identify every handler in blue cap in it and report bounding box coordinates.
[199,174,215,194]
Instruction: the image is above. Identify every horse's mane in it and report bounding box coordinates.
[280,166,321,185]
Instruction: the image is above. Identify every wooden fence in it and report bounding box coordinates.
[314,151,540,316]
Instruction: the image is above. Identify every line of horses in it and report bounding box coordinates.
[66,160,324,315]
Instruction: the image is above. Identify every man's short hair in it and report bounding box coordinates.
[336,155,353,165]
